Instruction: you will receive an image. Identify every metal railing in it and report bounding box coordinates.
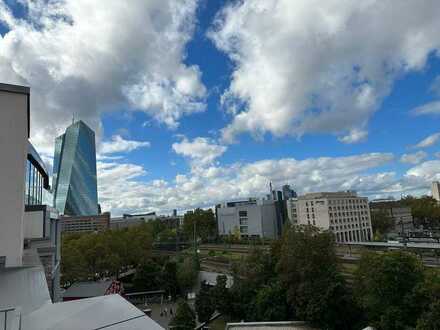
[0,307,21,330]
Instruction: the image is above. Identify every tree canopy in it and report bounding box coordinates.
[170,300,196,330]
[183,208,216,241]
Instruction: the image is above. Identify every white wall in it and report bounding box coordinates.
[23,210,45,239]
[0,88,28,267]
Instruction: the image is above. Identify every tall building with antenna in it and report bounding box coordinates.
[53,120,98,216]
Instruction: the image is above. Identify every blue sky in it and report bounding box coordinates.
[1,0,440,215]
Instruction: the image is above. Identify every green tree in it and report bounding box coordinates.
[416,270,440,330]
[277,225,355,329]
[247,281,291,322]
[162,261,179,297]
[212,275,232,316]
[183,208,217,241]
[370,210,394,237]
[195,281,215,323]
[170,300,196,330]
[354,250,425,330]
[401,196,440,228]
[132,261,162,291]
[177,257,198,293]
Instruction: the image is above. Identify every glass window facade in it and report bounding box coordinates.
[53,120,98,216]
[25,142,50,206]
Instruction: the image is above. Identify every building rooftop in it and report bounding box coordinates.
[63,280,113,299]
[299,191,360,199]
[226,321,316,330]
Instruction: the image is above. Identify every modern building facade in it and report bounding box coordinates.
[217,199,279,239]
[432,181,440,202]
[286,198,299,224]
[282,184,297,200]
[53,120,98,216]
[61,212,110,234]
[295,191,373,242]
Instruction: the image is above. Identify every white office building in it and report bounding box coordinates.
[217,199,279,239]
[432,181,440,202]
[295,191,372,242]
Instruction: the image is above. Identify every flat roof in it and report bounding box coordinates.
[0,82,31,137]
[226,321,315,330]
[63,280,112,298]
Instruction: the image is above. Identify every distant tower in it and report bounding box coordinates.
[432,181,440,202]
[53,120,98,216]
[282,184,297,200]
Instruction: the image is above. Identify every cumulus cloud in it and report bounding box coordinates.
[338,129,368,144]
[172,137,227,166]
[0,0,205,156]
[400,151,428,164]
[414,132,440,148]
[98,152,400,215]
[208,0,440,143]
[430,75,440,96]
[411,100,440,116]
[100,135,150,155]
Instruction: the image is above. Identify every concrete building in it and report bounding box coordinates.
[370,201,414,235]
[0,83,29,268]
[53,120,99,216]
[110,212,157,229]
[0,82,164,330]
[286,198,298,225]
[60,212,110,233]
[432,181,440,202]
[217,199,279,239]
[296,191,373,242]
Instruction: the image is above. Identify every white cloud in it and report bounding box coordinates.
[406,160,440,182]
[338,129,368,144]
[208,0,440,143]
[400,151,428,164]
[98,152,399,215]
[414,132,440,148]
[100,135,150,155]
[172,137,227,166]
[0,0,205,156]
[430,75,440,96]
[411,100,440,116]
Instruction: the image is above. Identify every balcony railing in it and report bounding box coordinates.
[0,307,21,330]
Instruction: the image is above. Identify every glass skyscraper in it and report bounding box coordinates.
[53,120,98,216]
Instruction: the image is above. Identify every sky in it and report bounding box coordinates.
[1,0,440,216]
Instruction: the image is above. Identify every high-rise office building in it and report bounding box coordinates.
[53,120,98,216]
[282,184,297,199]
[432,181,440,202]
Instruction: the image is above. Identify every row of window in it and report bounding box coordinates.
[330,222,369,230]
[329,204,367,211]
[329,210,368,217]
[330,217,369,224]
[335,228,371,242]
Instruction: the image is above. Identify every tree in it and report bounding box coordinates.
[212,275,232,316]
[177,257,198,293]
[170,300,196,330]
[183,208,217,241]
[354,250,425,330]
[195,281,215,323]
[370,210,394,237]
[162,261,179,297]
[132,261,162,291]
[277,225,355,329]
[247,281,290,322]
[401,196,440,228]
[416,270,440,330]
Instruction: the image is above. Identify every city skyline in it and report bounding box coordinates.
[1,1,440,215]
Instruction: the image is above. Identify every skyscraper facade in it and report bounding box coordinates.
[53,120,98,216]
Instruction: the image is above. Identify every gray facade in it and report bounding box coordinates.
[53,120,98,216]
[217,199,278,239]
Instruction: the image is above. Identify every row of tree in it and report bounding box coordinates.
[190,225,440,330]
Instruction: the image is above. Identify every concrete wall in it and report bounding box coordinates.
[24,210,46,238]
[0,87,29,267]
[217,201,278,239]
